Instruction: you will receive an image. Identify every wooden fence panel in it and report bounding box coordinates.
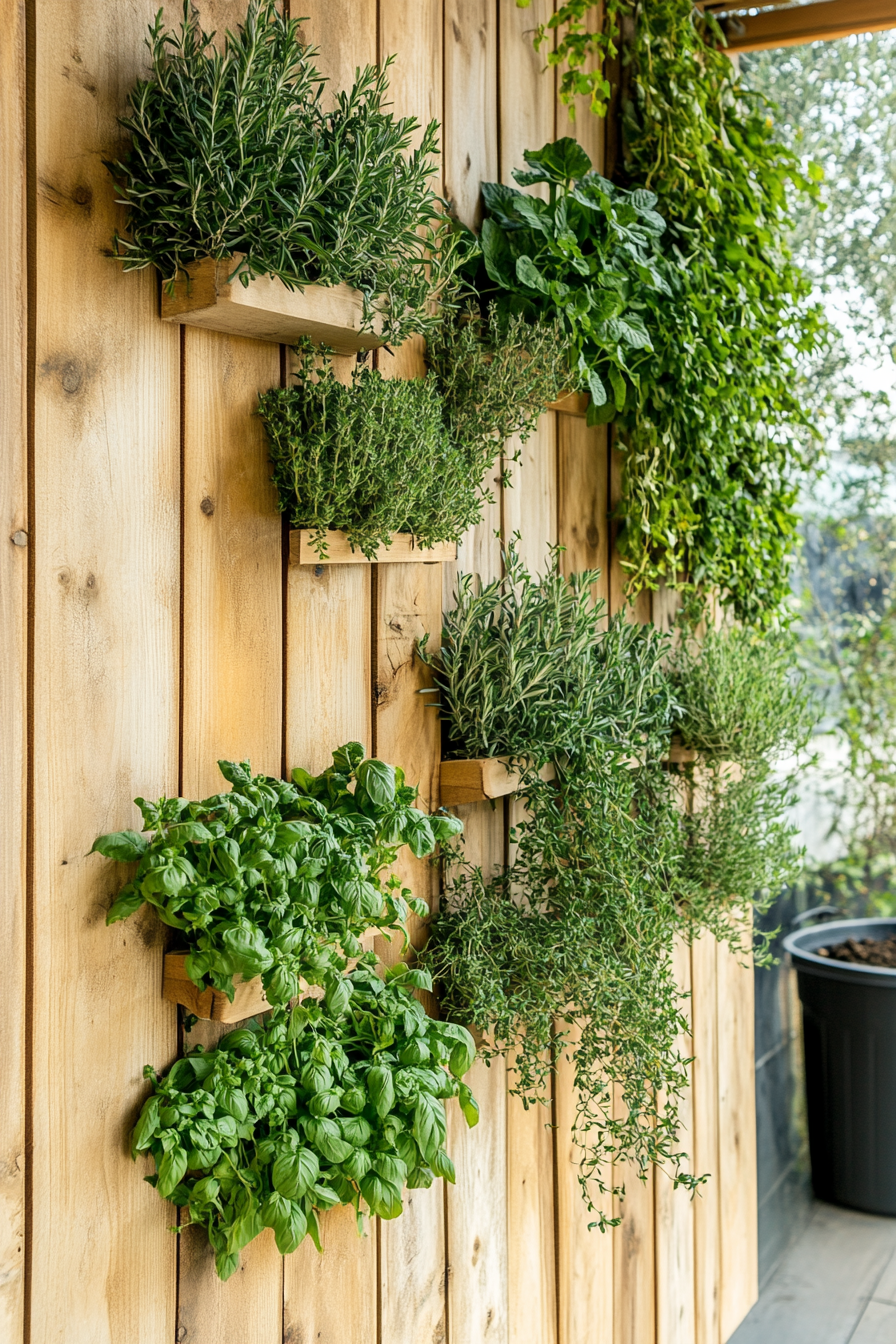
[0,3,27,1337]
[692,935,722,1344]
[656,938,697,1344]
[718,940,759,1340]
[30,3,181,1340]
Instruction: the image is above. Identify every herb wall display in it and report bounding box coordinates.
[515,0,828,626]
[469,138,669,419]
[260,330,569,561]
[420,552,812,1217]
[93,745,476,1278]
[107,1,458,343]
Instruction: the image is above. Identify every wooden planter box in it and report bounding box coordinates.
[163,928,381,1023]
[441,744,699,805]
[547,390,590,417]
[440,757,556,806]
[160,255,384,355]
[289,530,456,566]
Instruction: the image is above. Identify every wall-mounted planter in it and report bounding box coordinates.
[547,390,590,417]
[289,530,457,566]
[160,255,384,355]
[440,757,556,806]
[163,928,381,1022]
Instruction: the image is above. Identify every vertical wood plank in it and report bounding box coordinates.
[613,1155,656,1344]
[31,2,181,1339]
[282,9,380,1341]
[717,939,758,1341]
[692,935,721,1344]
[443,0,502,611]
[558,415,609,603]
[609,440,649,623]
[285,562,372,774]
[502,422,558,576]
[507,1084,556,1344]
[498,0,555,182]
[555,1040,614,1344]
[447,1056,510,1344]
[0,2,27,1336]
[177,326,284,1342]
[655,938,696,1344]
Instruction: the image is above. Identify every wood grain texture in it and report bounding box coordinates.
[555,1033,614,1344]
[181,327,282,797]
[613,1158,656,1344]
[507,1083,556,1344]
[284,1205,376,1344]
[290,530,456,565]
[609,441,650,622]
[560,0,607,172]
[691,934,721,1344]
[444,0,498,228]
[499,0,556,186]
[285,562,372,775]
[178,325,283,1344]
[503,421,558,577]
[0,3,27,1336]
[31,3,181,1339]
[717,938,759,1341]
[558,415,609,607]
[655,938,696,1344]
[447,1056,510,1344]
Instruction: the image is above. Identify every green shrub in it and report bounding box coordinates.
[93,744,462,1007]
[134,963,478,1280]
[106,1,457,343]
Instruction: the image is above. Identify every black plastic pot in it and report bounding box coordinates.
[784,917,896,1216]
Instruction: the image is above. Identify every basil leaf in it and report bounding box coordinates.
[366,1064,395,1119]
[412,1094,446,1165]
[90,830,147,863]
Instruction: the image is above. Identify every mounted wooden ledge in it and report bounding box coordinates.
[289,529,456,566]
[547,390,590,417]
[160,255,384,355]
[440,757,556,806]
[163,928,381,1022]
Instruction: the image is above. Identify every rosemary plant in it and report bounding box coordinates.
[107,1,458,342]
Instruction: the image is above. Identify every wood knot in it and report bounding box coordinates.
[200,496,215,516]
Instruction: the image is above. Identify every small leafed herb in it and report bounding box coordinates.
[134,965,478,1279]
[106,1,458,342]
[92,744,462,1006]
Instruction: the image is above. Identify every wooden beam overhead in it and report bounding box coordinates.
[717,0,896,53]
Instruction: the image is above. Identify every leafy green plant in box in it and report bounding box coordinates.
[260,340,523,561]
[471,137,669,418]
[420,547,696,1221]
[106,1,459,343]
[92,743,462,1007]
[667,625,815,952]
[134,963,478,1279]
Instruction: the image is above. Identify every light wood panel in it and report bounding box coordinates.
[285,562,372,774]
[282,10,380,1342]
[447,1056,510,1344]
[717,938,759,1341]
[499,0,556,184]
[503,423,558,576]
[558,415,609,607]
[0,3,27,1336]
[613,1157,656,1344]
[555,1037,614,1344]
[181,327,282,795]
[284,1205,377,1344]
[692,935,722,1344]
[31,3,181,1340]
[655,938,696,1344]
[177,322,283,1343]
[507,1082,556,1344]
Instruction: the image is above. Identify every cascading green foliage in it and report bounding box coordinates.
[106,1,458,343]
[515,0,622,116]
[617,0,828,624]
[132,965,477,1280]
[421,554,815,1218]
[94,744,477,1279]
[667,626,815,951]
[420,548,695,1220]
[260,331,570,560]
[470,138,669,416]
[513,1,828,625]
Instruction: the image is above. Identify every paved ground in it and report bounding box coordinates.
[731,1201,896,1344]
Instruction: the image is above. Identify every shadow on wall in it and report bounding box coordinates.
[754,887,814,1286]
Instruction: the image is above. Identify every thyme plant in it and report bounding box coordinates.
[107,1,457,342]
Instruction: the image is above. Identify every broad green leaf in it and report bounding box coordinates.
[90,830,148,863]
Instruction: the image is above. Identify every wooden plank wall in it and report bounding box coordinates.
[4,2,759,1341]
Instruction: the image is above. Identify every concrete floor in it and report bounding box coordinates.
[730,1201,896,1344]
